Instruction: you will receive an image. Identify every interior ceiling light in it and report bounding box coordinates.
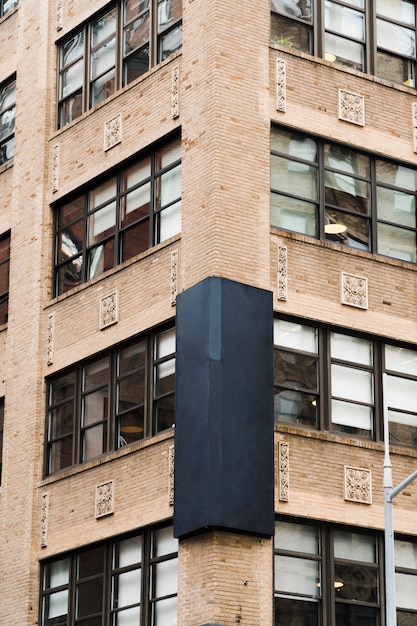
[324,222,347,234]
[325,52,337,62]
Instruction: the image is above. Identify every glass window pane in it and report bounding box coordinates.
[76,579,103,617]
[396,573,417,610]
[272,155,318,202]
[90,69,116,106]
[154,526,178,556]
[122,183,151,225]
[275,521,319,554]
[88,239,115,279]
[90,179,117,209]
[115,569,141,608]
[377,187,416,227]
[271,13,313,53]
[122,221,150,261]
[50,373,75,404]
[49,403,74,439]
[88,202,116,245]
[159,24,182,60]
[376,50,414,86]
[274,350,318,391]
[124,12,150,55]
[377,19,415,56]
[376,161,417,191]
[271,129,317,162]
[332,364,373,404]
[91,38,116,80]
[395,539,417,569]
[271,0,313,21]
[334,531,376,562]
[154,559,177,596]
[335,603,378,626]
[332,399,372,432]
[156,329,175,360]
[385,345,417,376]
[61,33,84,67]
[376,0,415,25]
[331,333,372,365]
[50,558,70,587]
[274,319,317,352]
[119,342,146,376]
[61,59,84,98]
[48,590,69,620]
[159,138,182,168]
[271,194,317,235]
[158,0,182,32]
[377,222,416,262]
[325,2,365,40]
[153,596,177,626]
[159,164,181,208]
[275,555,320,596]
[83,390,108,426]
[91,9,116,47]
[387,375,417,412]
[275,596,319,626]
[84,358,109,390]
[159,200,181,241]
[83,422,107,459]
[334,563,378,602]
[325,32,364,69]
[116,536,143,568]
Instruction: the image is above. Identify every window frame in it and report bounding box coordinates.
[44,322,175,476]
[271,125,417,263]
[56,0,182,129]
[274,516,384,626]
[53,134,181,297]
[271,1,417,88]
[40,522,178,626]
[273,314,417,447]
[0,76,16,166]
[0,232,10,325]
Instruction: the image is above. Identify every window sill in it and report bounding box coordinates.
[0,158,13,175]
[275,422,417,459]
[270,43,417,95]
[39,428,174,486]
[270,226,417,273]
[46,232,181,306]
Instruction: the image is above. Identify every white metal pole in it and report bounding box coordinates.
[383,373,397,626]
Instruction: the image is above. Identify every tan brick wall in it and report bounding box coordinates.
[178,530,273,626]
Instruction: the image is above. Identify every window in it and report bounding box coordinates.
[45,325,175,475]
[395,537,417,622]
[0,76,16,165]
[0,232,10,324]
[54,136,181,296]
[271,126,417,262]
[271,1,417,87]
[40,523,178,626]
[274,518,382,626]
[274,316,417,446]
[0,398,4,485]
[57,0,182,128]
[0,0,18,18]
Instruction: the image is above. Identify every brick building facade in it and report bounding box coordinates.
[1,1,417,624]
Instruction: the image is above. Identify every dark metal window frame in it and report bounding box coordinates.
[0,76,16,166]
[53,134,181,297]
[270,1,417,87]
[0,231,10,325]
[57,0,182,129]
[40,522,178,626]
[274,314,417,446]
[271,125,417,263]
[44,322,175,476]
[274,516,384,626]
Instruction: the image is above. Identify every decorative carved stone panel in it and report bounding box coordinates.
[172,65,179,119]
[278,441,289,502]
[344,466,372,504]
[56,0,63,31]
[341,272,368,309]
[413,103,417,153]
[47,313,54,365]
[104,114,122,151]
[338,89,365,126]
[95,481,114,518]
[40,493,49,548]
[100,291,119,329]
[168,444,175,506]
[171,249,178,306]
[276,59,286,113]
[277,245,288,301]
[52,144,59,193]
